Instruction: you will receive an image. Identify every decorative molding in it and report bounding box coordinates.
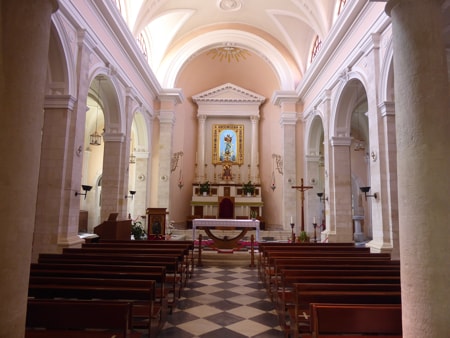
[193,83,265,103]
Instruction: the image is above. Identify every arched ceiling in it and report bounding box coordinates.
[118,0,342,89]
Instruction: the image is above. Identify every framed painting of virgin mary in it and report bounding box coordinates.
[212,124,244,165]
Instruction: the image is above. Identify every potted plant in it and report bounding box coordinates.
[250,209,257,220]
[199,181,210,196]
[131,220,146,240]
[242,181,255,196]
[298,230,309,243]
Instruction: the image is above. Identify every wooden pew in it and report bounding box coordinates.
[28,277,160,337]
[266,258,400,295]
[37,253,182,309]
[85,240,195,278]
[306,303,402,338]
[26,299,142,338]
[62,247,189,288]
[290,289,402,338]
[29,263,168,318]
[260,251,392,283]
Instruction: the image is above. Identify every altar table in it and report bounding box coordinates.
[193,219,260,249]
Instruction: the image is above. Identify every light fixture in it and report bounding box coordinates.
[125,190,136,200]
[317,192,328,202]
[360,186,378,200]
[75,185,92,199]
[206,44,251,62]
[90,78,103,146]
[129,153,136,164]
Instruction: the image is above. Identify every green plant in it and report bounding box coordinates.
[199,181,210,194]
[242,181,255,195]
[298,230,309,243]
[131,221,146,240]
[250,209,257,219]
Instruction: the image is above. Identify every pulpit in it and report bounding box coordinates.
[146,208,167,236]
[93,213,131,240]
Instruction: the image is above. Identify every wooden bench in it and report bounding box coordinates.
[37,254,182,309]
[28,277,160,337]
[84,240,195,278]
[290,289,402,338]
[275,271,402,332]
[266,258,400,295]
[29,263,168,315]
[26,299,143,338]
[260,251,392,283]
[62,247,190,288]
[305,303,402,338]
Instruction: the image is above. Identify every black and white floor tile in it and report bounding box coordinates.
[158,263,284,338]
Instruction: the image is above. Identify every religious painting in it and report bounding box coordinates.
[212,124,244,165]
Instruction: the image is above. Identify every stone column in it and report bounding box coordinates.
[0,1,58,336]
[386,1,450,336]
[101,132,127,220]
[33,95,85,260]
[328,136,353,242]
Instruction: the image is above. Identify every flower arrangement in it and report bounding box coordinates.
[131,220,146,240]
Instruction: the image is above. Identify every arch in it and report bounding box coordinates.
[157,29,297,90]
[330,74,368,140]
[379,37,395,103]
[48,15,73,96]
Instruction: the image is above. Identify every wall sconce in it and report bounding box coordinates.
[75,185,92,199]
[360,186,378,200]
[129,153,136,164]
[317,192,328,202]
[371,151,377,162]
[125,190,136,200]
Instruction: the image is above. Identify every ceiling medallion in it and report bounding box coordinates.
[207,45,251,62]
[217,0,242,11]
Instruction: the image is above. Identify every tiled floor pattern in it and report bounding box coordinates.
[158,263,284,337]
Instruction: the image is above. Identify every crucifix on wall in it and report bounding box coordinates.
[292,178,313,232]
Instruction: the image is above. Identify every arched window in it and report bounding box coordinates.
[310,35,322,63]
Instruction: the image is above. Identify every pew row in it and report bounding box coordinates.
[28,278,161,337]
[302,303,402,338]
[26,299,143,338]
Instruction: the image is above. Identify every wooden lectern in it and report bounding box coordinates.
[93,213,131,240]
[146,208,167,236]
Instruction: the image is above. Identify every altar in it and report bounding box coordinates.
[193,218,260,249]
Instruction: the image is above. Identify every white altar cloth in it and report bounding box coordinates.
[193,218,260,242]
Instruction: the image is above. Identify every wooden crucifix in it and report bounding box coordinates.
[292,178,314,232]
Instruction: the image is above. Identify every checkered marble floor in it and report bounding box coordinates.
[158,265,284,338]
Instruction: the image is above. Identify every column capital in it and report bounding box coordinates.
[44,95,77,110]
[280,112,298,125]
[378,101,396,117]
[158,110,176,124]
[330,136,352,147]
[158,88,184,105]
[103,132,125,142]
[271,90,299,107]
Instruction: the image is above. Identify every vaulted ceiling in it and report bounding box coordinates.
[117,0,344,89]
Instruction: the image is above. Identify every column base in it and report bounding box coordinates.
[365,239,394,254]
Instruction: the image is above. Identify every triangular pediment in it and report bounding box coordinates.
[192,83,265,104]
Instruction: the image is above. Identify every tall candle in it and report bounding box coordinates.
[290,216,293,224]
[313,216,316,224]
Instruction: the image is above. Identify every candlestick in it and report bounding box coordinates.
[290,216,293,224]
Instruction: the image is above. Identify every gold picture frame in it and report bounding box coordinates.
[212,124,244,165]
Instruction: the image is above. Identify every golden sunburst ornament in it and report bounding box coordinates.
[207,46,251,62]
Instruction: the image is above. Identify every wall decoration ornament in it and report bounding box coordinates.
[212,124,244,165]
